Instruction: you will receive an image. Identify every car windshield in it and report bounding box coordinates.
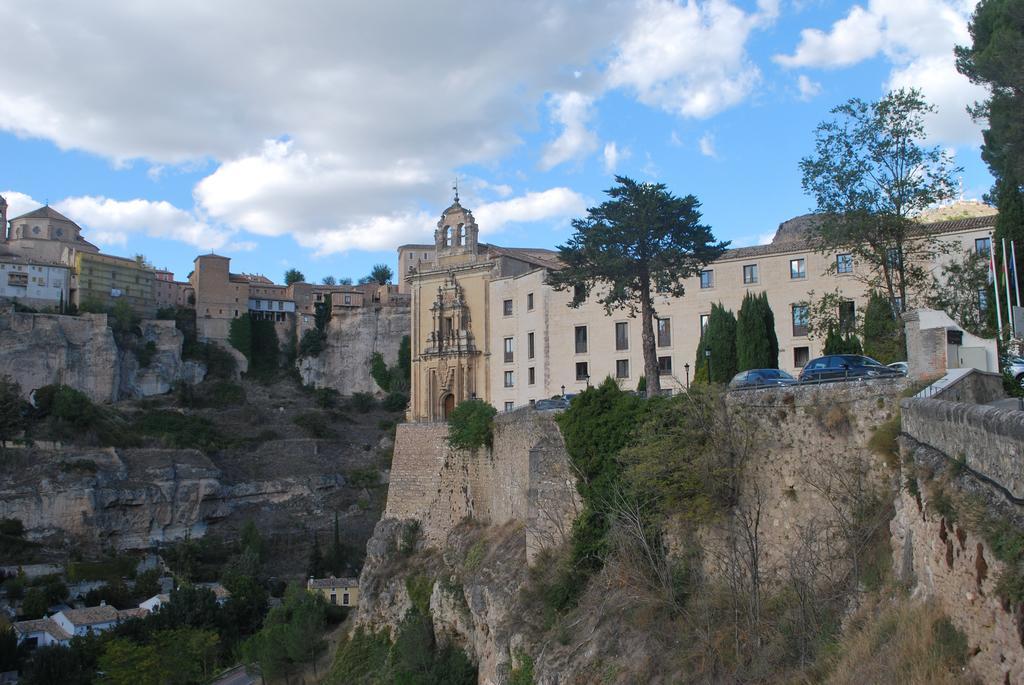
[838,355,883,367]
[760,370,793,379]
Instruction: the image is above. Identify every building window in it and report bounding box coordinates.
[657,318,671,347]
[699,270,714,289]
[504,371,514,388]
[343,593,350,606]
[743,264,758,284]
[344,294,352,305]
[503,299,513,316]
[976,237,992,257]
[794,346,810,367]
[658,356,672,375]
[504,337,514,363]
[792,304,809,337]
[836,253,853,274]
[839,300,856,335]
[616,359,630,378]
[615,321,629,351]
[790,258,806,279]
[978,289,989,312]
[575,361,589,381]
[527,331,535,359]
[528,367,536,385]
[408,252,413,260]
[505,401,514,412]
[527,293,534,311]
[573,283,585,302]
[886,248,902,270]
[575,325,588,354]
[699,314,709,333]
[330,594,337,605]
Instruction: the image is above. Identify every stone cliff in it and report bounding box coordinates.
[0,310,205,403]
[298,305,409,394]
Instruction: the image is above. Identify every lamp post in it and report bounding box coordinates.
[705,348,712,383]
[684,363,690,389]
[584,374,591,389]
[560,384,565,398]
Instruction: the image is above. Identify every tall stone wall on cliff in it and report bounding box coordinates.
[298,305,410,394]
[385,408,579,560]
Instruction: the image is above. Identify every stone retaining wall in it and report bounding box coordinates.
[902,398,1024,501]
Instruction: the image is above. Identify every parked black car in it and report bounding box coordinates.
[798,354,903,383]
[534,397,570,410]
[728,368,798,389]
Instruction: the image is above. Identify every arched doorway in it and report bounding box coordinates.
[442,393,455,419]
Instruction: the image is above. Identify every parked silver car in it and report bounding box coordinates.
[887,361,908,375]
[1004,356,1024,387]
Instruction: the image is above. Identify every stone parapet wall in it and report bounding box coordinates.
[385,409,579,560]
[902,398,1024,500]
[931,369,1005,405]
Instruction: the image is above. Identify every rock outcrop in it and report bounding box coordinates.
[0,310,205,403]
[298,306,409,394]
[0,446,345,550]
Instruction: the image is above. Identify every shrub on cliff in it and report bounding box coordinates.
[0,375,28,448]
[446,400,497,451]
[298,328,326,358]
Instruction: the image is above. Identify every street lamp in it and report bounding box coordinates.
[561,384,565,397]
[584,374,591,389]
[684,363,690,389]
[705,348,712,383]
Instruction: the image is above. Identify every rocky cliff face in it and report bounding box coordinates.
[0,310,205,403]
[0,445,347,551]
[298,306,409,394]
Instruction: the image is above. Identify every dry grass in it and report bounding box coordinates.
[823,596,977,685]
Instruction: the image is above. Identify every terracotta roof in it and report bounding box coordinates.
[9,206,79,225]
[307,576,358,590]
[117,608,149,620]
[197,582,232,600]
[59,605,119,626]
[13,618,71,641]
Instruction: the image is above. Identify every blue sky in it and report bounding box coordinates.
[0,0,991,285]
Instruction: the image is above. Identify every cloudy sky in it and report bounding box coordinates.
[0,0,990,284]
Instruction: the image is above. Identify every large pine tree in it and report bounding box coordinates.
[736,291,779,371]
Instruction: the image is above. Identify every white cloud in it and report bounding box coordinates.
[774,6,883,68]
[698,132,717,158]
[774,0,986,144]
[540,92,599,170]
[603,142,630,174]
[606,0,778,119]
[1,191,44,224]
[474,188,587,236]
[669,131,684,147]
[797,74,822,100]
[55,196,231,251]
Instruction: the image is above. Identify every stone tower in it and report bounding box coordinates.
[0,195,7,241]
[433,192,479,258]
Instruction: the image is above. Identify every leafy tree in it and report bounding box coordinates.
[298,328,327,358]
[927,250,994,335]
[0,625,17,672]
[693,303,737,384]
[339,277,354,286]
[283,269,305,285]
[862,291,905,364]
[549,176,727,397]
[22,645,91,685]
[21,586,51,619]
[446,400,497,451]
[240,520,266,562]
[823,326,863,355]
[736,292,778,371]
[370,352,390,392]
[0,375,27,449]
[228,316,252,360]
[555,379,646,604]
[369,264,393,285]
[800,89,960,315]
[321,275,337,286]
[249,320,280,373]
[97,639,159,685]
[242,585,326,682]
[314,293,332,333]
[956,0,1024,278]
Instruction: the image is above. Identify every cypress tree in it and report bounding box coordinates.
[736,291,779,370]
[694,303,737,384]
[862,291,905,363]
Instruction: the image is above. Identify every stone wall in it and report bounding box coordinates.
[902,398,1024,500]
[298,305,409,395]
[385,408,579,560]
[893,437,1024,684]
[931,369,1005,405]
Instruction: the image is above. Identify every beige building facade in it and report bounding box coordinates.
[405,199,997,420]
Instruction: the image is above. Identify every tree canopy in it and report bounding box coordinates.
[800,89,960,315]
[694,303,738,384]
[549,176,727,396]
[861,291,904,364]
[283,269,305,285]
[369,264,393,285]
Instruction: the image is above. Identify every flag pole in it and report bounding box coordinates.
[1004,239,1015,337]
[991,240,1003,338]
[1013,240,1021,308]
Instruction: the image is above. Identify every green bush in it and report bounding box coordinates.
[133,410,226,451]
[823,326,863,355]
[447,400,497,451]
[350,392,376,413]
[136,340,158,368]
[405,575,434,617]
[183,341,237,380]
[370,352,390,392]
[293,411,336,439]
[862,291,905,364]
[206,381,246,408]
[313,387,341,409]
[736,291,778,371]
[382,392,408,412]
[0,518,24,538]
[229,316,253,360]
[327,629,391,685]
[298,329,327,358]
[868,416,902,468]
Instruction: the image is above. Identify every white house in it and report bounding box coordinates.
[51,605,120,637]
[11,618,71,648]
